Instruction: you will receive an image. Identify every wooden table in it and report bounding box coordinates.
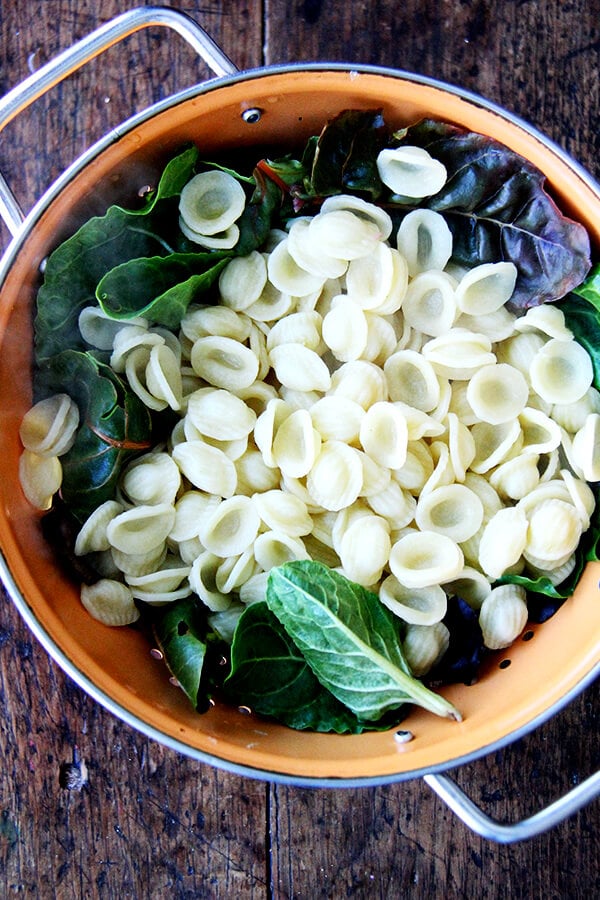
[0,1,598,896]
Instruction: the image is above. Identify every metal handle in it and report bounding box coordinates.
[0,5,238,236]
[424,768,600,843]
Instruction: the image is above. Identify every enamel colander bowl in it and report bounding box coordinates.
[0,8,598,841]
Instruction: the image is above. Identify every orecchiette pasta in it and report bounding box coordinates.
[23,153,599,699]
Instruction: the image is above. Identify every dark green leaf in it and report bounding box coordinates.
[572,262,600,312]
[223,601,400,733]
[37,350,153,521]
[266,561,461,722]
[153,597,207,708]
[558,293,600,389]
[34,146,199,362]
[305,109,388,199]
[97,252,230,327]
[395,119,591,309]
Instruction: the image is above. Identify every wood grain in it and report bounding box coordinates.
[0,1,599,897]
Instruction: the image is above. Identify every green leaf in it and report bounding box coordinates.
[153,597,207,708]
[558,292,600,390]
[34,146,199,362]
[37,350,154,521]
[572,262,600,311]
[394,119,591,309]
[266,561,461,722]
[223,601,400,733]
[304,109,388,199]
[97,252,230,327]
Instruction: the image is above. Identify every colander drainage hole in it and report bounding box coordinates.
[498,659,511,669]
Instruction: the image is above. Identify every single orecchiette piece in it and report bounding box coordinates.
[396,209,453,277]
[267,236,326,296]
[253,530,309,571]
[319,194,393,242]
[477,506,529,579]
[269,343,332,392]
[307,210,384,261]
[376,146,447,197]
[254,398,293,467]
[388,530,464,588]
[18,450,62,510]
[253,490,313,537]
[338,514,391,586]
[466,363,529,425]
[181,304,251,343]
[144,343,184,411]
[322,297,368,361]
[444,566,492,610]
[415,483,483,543]
[120,452,181,507]
[514,303,573,340]
[358,401,409,469]
[310,395,364,444]
[272,408,322,478]
[74,500,124,556]
[215,550,257,595]
[571,413,600,481]
[218,251,267,310]
[469,420,522,474]
[190,336,259,391]
[530,337,593,404]
[238,571,270,605]
[19,393,79,457]
[345,242,395,310]
[106,503,176,555]
[189,552,231,611]
[367,480,416,529]
[422,328,496,379]
[402,270,458,337]
[524,498,583,566]
[402,622,450,677]
[79,306,148,350]
[266,310,322,352]
[379,575,448,625]
[80,580,140,626]
[111,540,167,577]
[179,170,245,237]
[488,453,540,501]
[169,490,221,542]
[384,349,441,411]
[306,440,364,511]
[286,217,348,279]
[198,495,261,557]
[518,407,562,454]
[479,584,528,650]
[455,262,517,315]
[186,388,257,442]
[172,440,237,497]
[328,360,388,409]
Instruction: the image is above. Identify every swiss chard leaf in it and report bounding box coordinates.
[572,262,600,311]
[37,350,154,521]
[34,146,199,362]
[152,597,207,708]
[266,561,461,722]
[394,119,591,309]
[558,290,600,390]
[302,108,388,199]
[97,252,230,327]
[223,601,401,733]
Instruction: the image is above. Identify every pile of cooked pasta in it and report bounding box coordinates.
[18,143,600,682]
